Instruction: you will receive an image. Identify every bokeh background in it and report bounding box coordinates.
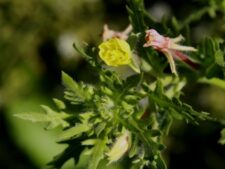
[0,0,225,169]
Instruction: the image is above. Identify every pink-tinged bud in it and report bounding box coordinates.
[143,29,170,51]
[102,24,132,41]
[143,29,198,75]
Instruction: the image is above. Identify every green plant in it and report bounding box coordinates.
[15,0,225,169]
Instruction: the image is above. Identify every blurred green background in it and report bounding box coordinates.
[0,0,225,169]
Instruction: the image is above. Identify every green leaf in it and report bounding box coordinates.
[129,135,139,158]
[218,128,225,145]
[14,113,51,122]
[53,98,66,110]
[199,77,225,90]
[121,101,134,114]
[88,138,107,169]
[62,71,94,104]
[95,122,107,137]
[73,43,98,68]
[215,50,225,67]
[198,38,225,78]
[126,0,146,33]
[99,70,123,88]
[146,87,211,123]
[81,139,97,146]
[58,123,91,142]
[157,113,173,135]
[79,111,95,123]
[159,76,186,99]
[14,106,70,129]
[127,33,140,50]
[170,108,183,120]
[155,154,167,169]
[100,86,113,96]
[41,105,70,129]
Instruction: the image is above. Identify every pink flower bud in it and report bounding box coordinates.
[143,29,170,51]
[143,29,198,75]
[102,24,132,41]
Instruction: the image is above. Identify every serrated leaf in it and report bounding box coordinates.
[155,154,167,169]
[100,86,113,96]
[155,80,164,97]
[100,70,123,88]
[160,76,186,99]
[126,0,146,32]
[79,111,95,123]
[82,139,97,146]
[53,98,66,110]
[147,89,211,123]
[199,77,225,90]
[121,101,134,114]
[41,105,70,129]
[73,43,98,67]
[158,113,173,135]
[14,113,50,122]
[62,72,93,104]
[198,38,224,78]
[124,95,140,103]
[14,106,70,130]
[88,138,107,169]
[95,122,107,137]
[58,123,90,142]
[129,135,139,158]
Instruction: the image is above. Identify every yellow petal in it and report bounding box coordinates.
[99,38,132,66]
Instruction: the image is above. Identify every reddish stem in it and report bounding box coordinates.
[172,50,200,69]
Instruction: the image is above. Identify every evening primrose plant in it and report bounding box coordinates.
[15,0,225,169]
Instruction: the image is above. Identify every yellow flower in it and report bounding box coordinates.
[99,38,140,73]
[99,38,132,66]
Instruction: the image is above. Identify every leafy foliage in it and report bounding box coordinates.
[198,38,225,78]
[15,105,70,130]
[15,0,225,169]
[219,128,225,145]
